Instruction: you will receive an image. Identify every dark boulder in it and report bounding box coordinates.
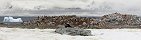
[98,13,141,28]
[55,27,93,36]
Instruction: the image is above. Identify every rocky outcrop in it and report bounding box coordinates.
[25,12,141,29]
[98,13,141,28]
[26,15,98,29]
[55,27,93,36]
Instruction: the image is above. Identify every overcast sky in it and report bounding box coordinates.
[0,0,141,16]
[0,0,140,9]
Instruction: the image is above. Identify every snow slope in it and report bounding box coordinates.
[0,0,140,10]
[0,0,141,16]
[0,27,141,40]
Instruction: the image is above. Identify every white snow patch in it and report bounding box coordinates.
[10,0,93,9]
[0,28,141,40]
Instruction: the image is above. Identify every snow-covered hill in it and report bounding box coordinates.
[0,0,93,10]
[0,0,140,10]
[0,0,139,9]
[0,0,141,16]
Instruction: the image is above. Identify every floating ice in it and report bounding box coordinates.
[3,16,23,22]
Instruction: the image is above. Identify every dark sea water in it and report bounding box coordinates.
[0,16,37,23]
[0,16,100,23]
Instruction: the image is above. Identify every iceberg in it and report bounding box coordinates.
[3,16,23,22]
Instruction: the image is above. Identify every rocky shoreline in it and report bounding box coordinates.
[23,12,141,29]
[0,12,141,29]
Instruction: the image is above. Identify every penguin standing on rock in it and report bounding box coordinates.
[64,23,72,28]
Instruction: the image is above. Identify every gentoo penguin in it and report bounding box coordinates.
[64,23,72,28]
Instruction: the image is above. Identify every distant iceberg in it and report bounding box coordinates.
[3,17,23,22]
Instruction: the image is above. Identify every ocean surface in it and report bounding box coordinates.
[0,16,101,23]
[0,16,37,23]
